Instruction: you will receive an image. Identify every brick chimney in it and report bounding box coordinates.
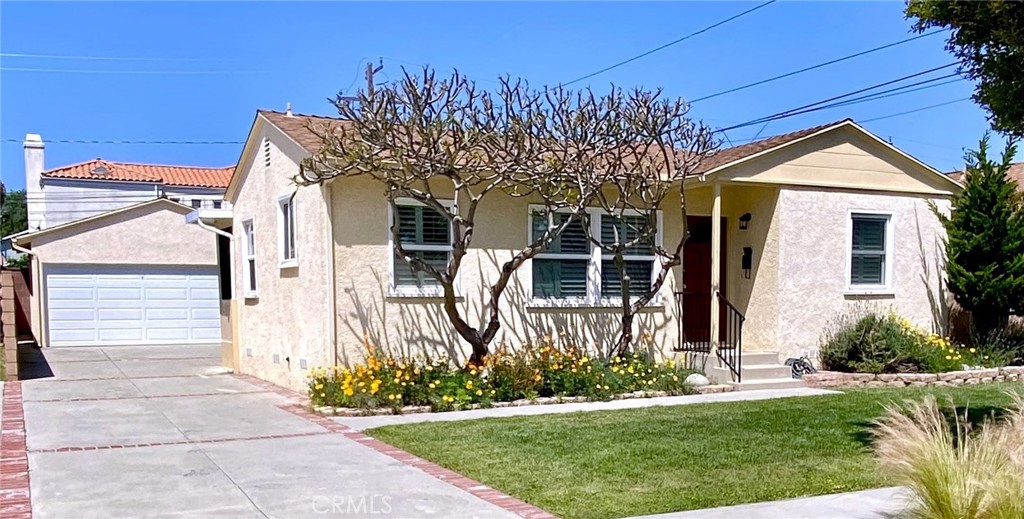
[23,134,45,231]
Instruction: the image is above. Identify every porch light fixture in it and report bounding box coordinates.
[739,213,752,230]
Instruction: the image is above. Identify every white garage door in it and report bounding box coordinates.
[46,265,221,347]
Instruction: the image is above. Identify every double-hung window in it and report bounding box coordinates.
[530,209,660,303]
[531,213,591,299]
[391,200,452,295]
[278,195,297,267]
[849,212,892,290]
[600,214,656,296]
[242,218,257,297]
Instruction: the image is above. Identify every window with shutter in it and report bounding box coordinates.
[392,201,453,294]
[850,213,890,287]
[529,208,661,303]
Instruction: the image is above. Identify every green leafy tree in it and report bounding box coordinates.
[0,188,27,237]
[936,136,1024,336]
[907,0,1024,136]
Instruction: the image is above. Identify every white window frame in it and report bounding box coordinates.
[242,217,258,298]
[387,197,455,297]
[527,205,663,307]
[277,193,297,268]
[846,210,894,295]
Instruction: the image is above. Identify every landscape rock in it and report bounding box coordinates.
[685,373,711,387]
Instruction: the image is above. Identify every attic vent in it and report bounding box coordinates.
[263,138,272,168]
[90,165,111,177]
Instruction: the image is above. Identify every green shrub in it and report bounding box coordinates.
[820,311,992,374]
[308,340,697,411]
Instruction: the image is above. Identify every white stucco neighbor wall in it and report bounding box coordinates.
[774,187,950,360]
[229,124,331,390]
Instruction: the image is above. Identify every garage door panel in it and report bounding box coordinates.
[46,265,220,347]
[146,308,189,321]
[97,287,143,301]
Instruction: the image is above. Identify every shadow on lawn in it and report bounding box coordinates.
[849,405,1010,448]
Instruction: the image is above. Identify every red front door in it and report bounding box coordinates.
[681,216,726,349]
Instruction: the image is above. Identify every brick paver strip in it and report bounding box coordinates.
[1,382,32,519]
[278,402,558,519]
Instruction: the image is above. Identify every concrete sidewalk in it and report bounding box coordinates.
[626,487,913,519]
[334,387,840,431]
[16,345,524,518]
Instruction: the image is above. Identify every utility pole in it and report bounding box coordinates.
[366,58,384,97]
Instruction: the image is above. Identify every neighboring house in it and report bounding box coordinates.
[947,163,1024,191]
[206,111,961,391]
[12,134,234,349]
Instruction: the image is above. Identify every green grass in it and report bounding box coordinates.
[369,383,1022,519]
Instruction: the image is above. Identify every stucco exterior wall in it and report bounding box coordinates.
[330,175,685,366]
[229,124,331,390]
[774,186,949,360]
[29,203,217,266]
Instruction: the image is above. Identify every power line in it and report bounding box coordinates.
[860,97,971,124]
[718,62,961,132]
[690,30,946,103]
[0,52,204,62]
[2,138,242,145]
[0,67,264,75]
[560,0,777,87]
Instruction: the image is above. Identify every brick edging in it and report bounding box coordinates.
[804,366,1024,388]
[279,403,558,518]
[1,382,32,519]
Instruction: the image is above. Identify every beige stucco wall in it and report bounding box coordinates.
[29,202,217,266]
[23,201,219,344]
[774,186,949,360]
[330,175,685,367]
[229,124,332,390]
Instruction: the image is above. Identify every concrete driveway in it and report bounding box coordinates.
[13,345,527,519]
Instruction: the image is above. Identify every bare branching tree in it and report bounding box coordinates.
[298,69,602,364]
[581,88,717,357]
[298,68,715,363]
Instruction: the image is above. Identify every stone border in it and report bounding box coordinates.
[803,366,1024,388]
[1,381,32,519]
[313,384,735,417]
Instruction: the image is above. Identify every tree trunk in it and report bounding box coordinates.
[612,253,633,358]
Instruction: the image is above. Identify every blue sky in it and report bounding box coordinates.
[0,1,998,191]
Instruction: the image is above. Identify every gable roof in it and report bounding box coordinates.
[12,198,192,244]
[258,110,343,154]
[695,119,850,174]
[948,163,1024,191]
[43,159,234,189]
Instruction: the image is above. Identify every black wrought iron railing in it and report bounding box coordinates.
[674,290,745,382]
[716,291,744,383]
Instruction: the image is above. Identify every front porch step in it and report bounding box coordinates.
[709,364,792,382]
[725,378,807,391]
[740,351,781,365]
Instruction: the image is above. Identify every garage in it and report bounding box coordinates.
[13,199,225,348]
[45,265,221,346]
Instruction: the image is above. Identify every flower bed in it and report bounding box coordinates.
[803,366,1024,388]
[308,342,701,413]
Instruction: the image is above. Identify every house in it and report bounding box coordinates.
[947,163,1024,191]
[12,134,234,351]
[206,111,961,390]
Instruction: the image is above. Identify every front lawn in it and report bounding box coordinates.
[369,383,1021,519]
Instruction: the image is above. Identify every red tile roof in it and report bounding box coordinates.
[948,163,1024,191]
[42,159,234,189]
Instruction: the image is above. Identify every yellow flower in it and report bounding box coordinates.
[314,383,324,390]
[970,348,977,353]
[465,380,473,389]
[945,355,952,360]
[475,389,483,396]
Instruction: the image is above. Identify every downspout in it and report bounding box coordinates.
[322,182,338,366]
[190,214,233,240]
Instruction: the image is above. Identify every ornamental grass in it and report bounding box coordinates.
[873,394,1024,519]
